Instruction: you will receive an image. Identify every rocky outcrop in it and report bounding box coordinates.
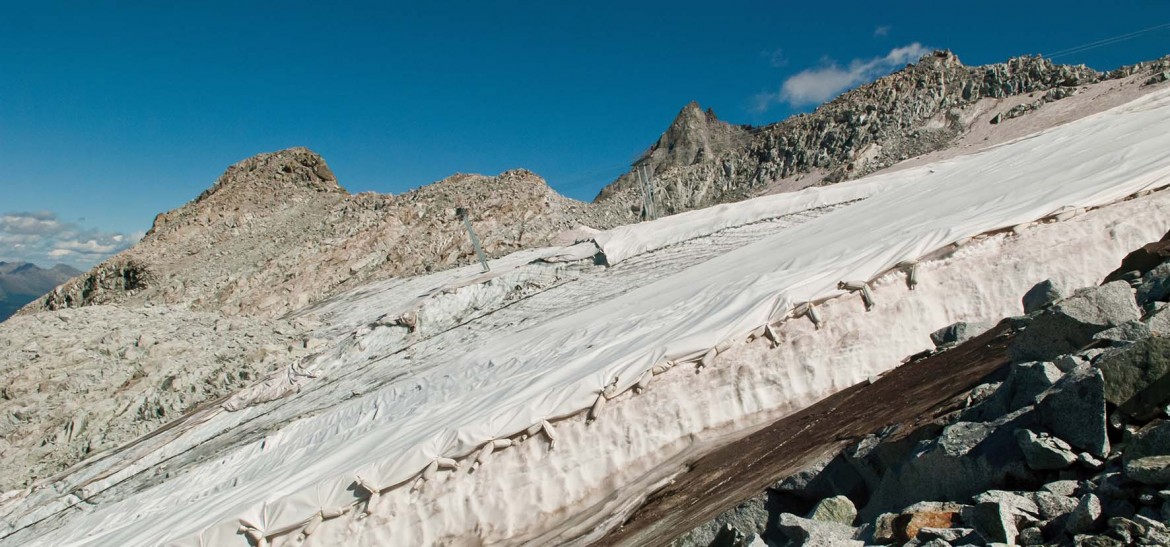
[596,53,1170,217]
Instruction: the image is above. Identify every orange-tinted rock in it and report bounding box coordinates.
[893,511,961,541]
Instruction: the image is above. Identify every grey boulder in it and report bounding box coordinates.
[1036,364,1111,458]
[1016,429,1078,470]
[1147,306,1170,336]
[807,495,857,526]
[1011,281,1140,362]
[1032,490,1080,520]
[1065,493,1104,535]
[1124,420,1170,485]
[1136,263,1170,307]
[930,321,995,348]
[1098,336,1170,422]
[777,512,863,546]
[1022,279,1063,314]
[1003,361,1064,413]
[1092,321,1152,346]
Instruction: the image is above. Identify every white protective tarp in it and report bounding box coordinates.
[592,175,912,265]
[22,88,1170,547]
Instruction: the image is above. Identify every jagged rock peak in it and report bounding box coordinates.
[195,147,345,205]
[653,101,740,165]
[594,100,748,203]
[671,100,721,125]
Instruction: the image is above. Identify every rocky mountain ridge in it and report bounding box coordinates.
[27,149,626,318]
[595,52,1170,216]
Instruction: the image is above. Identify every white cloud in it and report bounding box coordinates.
[753,43,932,112]
[0,211,140,269]
[873,25,890,38]
[0,211,63,235]
[53,239,122,254]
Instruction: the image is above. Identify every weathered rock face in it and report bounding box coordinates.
[1016,429,1078,470]
[807,495,857,526]
[595,52,1170,217]
[1036,364,1111,458]
[23,149,625,318]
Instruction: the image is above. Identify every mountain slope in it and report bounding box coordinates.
[0,262,79,322]
[24,149,624,318]
[5,84,1170,546]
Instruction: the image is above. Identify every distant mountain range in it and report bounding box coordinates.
[0,261,80,322]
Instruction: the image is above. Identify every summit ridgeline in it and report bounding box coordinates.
[595,51,1170,216]
[26,150,622,318]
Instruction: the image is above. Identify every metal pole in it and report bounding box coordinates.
[641,167,650,219]
[456,207,489,272]
[643,164,656,220]
[637,164,656,221]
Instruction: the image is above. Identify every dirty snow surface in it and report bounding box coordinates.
[7,90,1170,547]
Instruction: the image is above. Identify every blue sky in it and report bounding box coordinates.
[2,1,1168,268]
